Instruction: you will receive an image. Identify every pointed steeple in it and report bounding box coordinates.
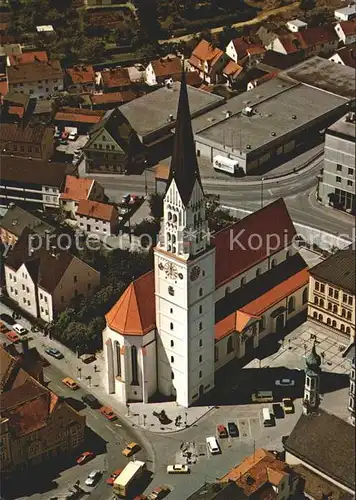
[167,69,203,206]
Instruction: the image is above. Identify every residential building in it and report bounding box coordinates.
[7,59,63,99]
[334,4,356,22]
[101,67,131,93]
[225,37,265,65]
[0,122,54,160]
[222,61,244,88]
[0,91,30,122]
[60,175,105,218]
[286,19,308,32]
[267,25,338,56]
[319,112,356,214]
[0,204,55,248]
[0,157,67,210]
[329,43,356,68]
[219,448,301,498]
[145,55,182,86]
[4,227,100,323]
[82,108,144,174]
[343,342,355,426]
[65,65,96,93]
[102,73,309,407]
[7,50,48,66]
[334,20,356,45]
[189,40,230,84]
[0,346,85,477]
[54,107,105,134]
[285,409,355,496]
[75,199,119,236]
[308,244,355,342]
[89,90,137,110]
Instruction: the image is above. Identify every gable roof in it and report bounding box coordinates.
[214,198,296,288]
[76,199,117,222]
[0,122,53,145]
[223,60,244,78]
[150,55,182,78]
[101,67,131,89]
[309,244,355,294]
[167,70,203,206]
[60,175,94,202]
[66,65,95,85]
[336,19,356,36]
[90,90,137,106]
[331,43,356,68]
[230,37,265,59]
[189,40,224,71]
[8,51,48,66]
[55,107,104,124]
[284,409,356,490]
[7,59,62,84]
[106,271,155,335]
[0,205,54,238]
[1,156,67,187]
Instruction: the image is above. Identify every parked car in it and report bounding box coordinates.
[61,131,69,140]
[13,324,28,335]
[251,391,274,403]
[272,403,285,419]
[45,347,64,359]
[81,394,100,409]
[85,470,102,487]
[227,421,239,437]
[206,436,220,455]
[79,353,96,364]
[121,193,131,204]
[217,424,228,438]
[62,377,78,390]
[59,139,68,145]
[0,314,16,325]
[167,464,190,474]
[106,468,123,485]
[54,130,61,139]
[275,378,295,387]
[100,406,117,421]
[0,322,10,334]
[282,398,294,414]
[147,486,169,500]
[122,442,141,457]
[76,451,95,465]
[68,131,78,141]
[6,331,20,343]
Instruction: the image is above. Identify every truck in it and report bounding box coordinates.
[213,155,241,176]
[113,460,146,497]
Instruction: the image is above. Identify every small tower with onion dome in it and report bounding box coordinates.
[303,340,322,415]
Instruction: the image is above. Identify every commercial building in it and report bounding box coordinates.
[5,227,100,323]
[0,346,85,477]
[193,57,354,174]
[0,122,54,160]
[285,409,355,496]
[0,157,67,210]
[7,59,63,99]
[343,342,355,426]
[318,113,355,215]
[308,245,355,343]
[102,74,309,407]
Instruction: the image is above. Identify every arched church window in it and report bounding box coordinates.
[302,288,308,304]
[318,314,323,321]
[227,336,233,354]
[115,342,121,378]
[288,296,295,313]
[131,346,138,386]
[168,211,172,220]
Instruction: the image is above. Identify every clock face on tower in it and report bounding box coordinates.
[190,265,200,281]
[164,261,178,279]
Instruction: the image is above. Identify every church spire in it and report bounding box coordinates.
[167,69,203,206]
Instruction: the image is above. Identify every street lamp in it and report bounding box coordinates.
[261,177,265,209]
[77,367,82,379]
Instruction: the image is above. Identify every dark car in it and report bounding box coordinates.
[273,403,285,419]
[81,394,100,409]
[227,421,239,437]
[0,314,16,325]
[45,347,64,359]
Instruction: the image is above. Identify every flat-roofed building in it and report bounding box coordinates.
[319,113,356,215]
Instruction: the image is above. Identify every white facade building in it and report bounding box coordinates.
[7,59,63,100]
[334,5,356,22]
[102,74,310,408]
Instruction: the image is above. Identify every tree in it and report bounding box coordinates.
[149,193,164,218]
[300,0,316,17]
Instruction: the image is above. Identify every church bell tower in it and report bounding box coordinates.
[154,72,216,408]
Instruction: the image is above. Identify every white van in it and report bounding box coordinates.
[262,407,274,427]
[251,390,274,403]
[206,436,220,455]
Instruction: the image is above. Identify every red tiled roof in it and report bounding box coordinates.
[106,271,155,336]
[8,51,48,65]
[215,311,259,341]
[101,67,131,89]
[55,107,104,124]
[90,90,137,105]
[151,55,182,78]
[337,20,356,36]
[231,37,265,59]
[247,45,266,56]
[301,25,338,47]
[332,43,356,68]
[277,32,306,54]
[8,105,24,118]
[7,59,62,84]
[214,198,296,288]
[0,78,8,96]
[60,175,93,202]
[223,60,244,78]
[66,65,95,85]
[76,199,117,222]
[190,40,224,69]
[240,269,309,316]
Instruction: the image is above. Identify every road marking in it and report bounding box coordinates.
[105,424,117,434]
[268,189,273,195]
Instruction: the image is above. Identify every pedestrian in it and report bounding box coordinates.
[94,364,97,372]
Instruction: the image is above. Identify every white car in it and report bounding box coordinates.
[167,464,190,474]
[85,470,101,486]
[13,324,28,335]
[275,378,295,387]
[68,131,78,141]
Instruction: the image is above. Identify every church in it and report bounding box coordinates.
[102,73,310,408]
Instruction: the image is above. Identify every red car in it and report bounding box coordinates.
[106,468,123,486]
[6,331,20,343]
[61,131,69,140]
[100,406,117,421]
[76,451,95,465]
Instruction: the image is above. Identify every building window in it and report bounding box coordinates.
[341,323,345,332]
[346,326,351,334]
[199,322,202,331]
[347,311,352,320]
[199,305,203,314]
[170,322,174,330]
[318,314,323,322]
[168,286,174,296]
[343,294,347,303]
[256,268,261,277]
[74,276,77,283]
[328,302,332,310]
[199,371,202,378]
[336,164,342,171]
[320,299,324,307]
[227,336,233,354]
[170,340,174,347]
[315,281,320,291]
[313,311,318,319]
[171,371,174,379]
[327,317,331,325]
[336,176,341,183]
[348,168,354,175]
[342,308,346,317]
[329,288,333,297]
[214,346,218,362]
[170,308,173,314]
[199,339,203,347]
[171,356,174,363]
[302,288,308,304]
[116,342,121,377]
[320,284,325,293]
[334,290,339,299]
[259,316,265,331]
[347,180,353,187]
[199,355,202,363]
[131,346,138,385]
[333,304,338,313]
[199,287,203,297]
[348,296,353,306]
[288,296,295,313]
